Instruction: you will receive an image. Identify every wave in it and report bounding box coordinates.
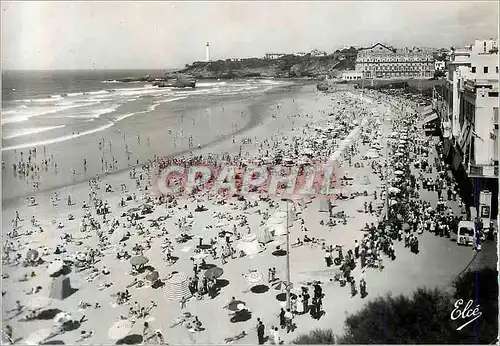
[2,122,114,151]
[147,96,188,112]
[3,125,67,140]
[101,80,121,84]
[2,104,88,124]
[87,90,109,95]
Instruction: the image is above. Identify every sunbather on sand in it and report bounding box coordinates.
[224,331,247,343]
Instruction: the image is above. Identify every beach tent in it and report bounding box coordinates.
[366,150,379,159]
[236,233,263,256]
[319,198,331,212]
[49,276,73,300]
[272,210,296,225]
[360,175,371,185]
[256,226,274,244]
[164,272,191,301]
[268,221,287,236]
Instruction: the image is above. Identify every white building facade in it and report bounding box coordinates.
[432,38,499,219]
[342,71,363,80]
[355,43,435,79]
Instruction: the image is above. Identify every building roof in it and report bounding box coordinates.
[358,43,397,53]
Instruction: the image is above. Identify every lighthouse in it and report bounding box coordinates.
[205,42,210,62]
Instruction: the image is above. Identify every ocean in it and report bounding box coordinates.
[2,70,288,151]
[1,69,297,201]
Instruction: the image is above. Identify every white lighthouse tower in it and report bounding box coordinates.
[205,42,210,62]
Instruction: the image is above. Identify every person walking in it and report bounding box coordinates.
[302,289,310,313]
[279,308,286,329]
[272,327,281,345]
[142,322,151,341]
[360,278,367,298]
[284,309,293,333]
[256,318,265,345]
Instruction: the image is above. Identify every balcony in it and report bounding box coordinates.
[467,164,499,178]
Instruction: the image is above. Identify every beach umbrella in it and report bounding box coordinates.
[127,207,140,214]
[27,296,54,311]
[108,320,134,341]
[204,267,224,280]
[164,272,191,301]
[130,255,149,269]
[245,271,263,285]
[192,253,210,262]
[53,312,72,326]
[227,300,247,312]
[272,280,292,291]
[394,170,404,176]
[145,271,159,283]
[47,260,64,277]
[24,328,54,345]
[388,187,401,194]
[26,249,39,261]
[402,223,411,231]
[269,237,285,247]
[110,228,128,244]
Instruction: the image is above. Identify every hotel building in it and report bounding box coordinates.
[355,43,435,79]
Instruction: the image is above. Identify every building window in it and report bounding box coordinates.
[484,66,489,73]
[471,66,476,73]
[497,67,499,73]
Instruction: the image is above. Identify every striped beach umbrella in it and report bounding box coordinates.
[164,272,191,301]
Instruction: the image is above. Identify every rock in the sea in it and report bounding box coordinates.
[317,82,329,91]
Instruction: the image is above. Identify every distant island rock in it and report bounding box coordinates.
[109,48,358,83]
[112,73,196,88]
[178,49,358,80]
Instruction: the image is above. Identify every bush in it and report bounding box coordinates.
[293,329,336,344]
[336,287,456,344]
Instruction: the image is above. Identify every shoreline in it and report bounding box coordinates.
[1,83,306,205]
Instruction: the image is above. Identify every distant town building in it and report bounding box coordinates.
[431,38,499,218]
[310,49,327,57]
[355,42,435,79]
[342,71,363,80]
[265,53,286,60]
[435,60,446,71]
[295,52,307,57]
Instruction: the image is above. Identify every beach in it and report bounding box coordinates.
[2,83,496,345]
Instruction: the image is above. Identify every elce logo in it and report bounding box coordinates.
[450,299,482,331]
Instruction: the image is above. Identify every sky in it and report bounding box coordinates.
[1,1,498,70]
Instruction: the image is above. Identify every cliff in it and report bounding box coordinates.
[179,52,357,79]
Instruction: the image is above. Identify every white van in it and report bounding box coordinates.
[457,221,476,246]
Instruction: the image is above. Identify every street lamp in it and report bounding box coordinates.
[282,197,294,310]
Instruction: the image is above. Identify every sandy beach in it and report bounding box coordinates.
[2,84,495,345]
